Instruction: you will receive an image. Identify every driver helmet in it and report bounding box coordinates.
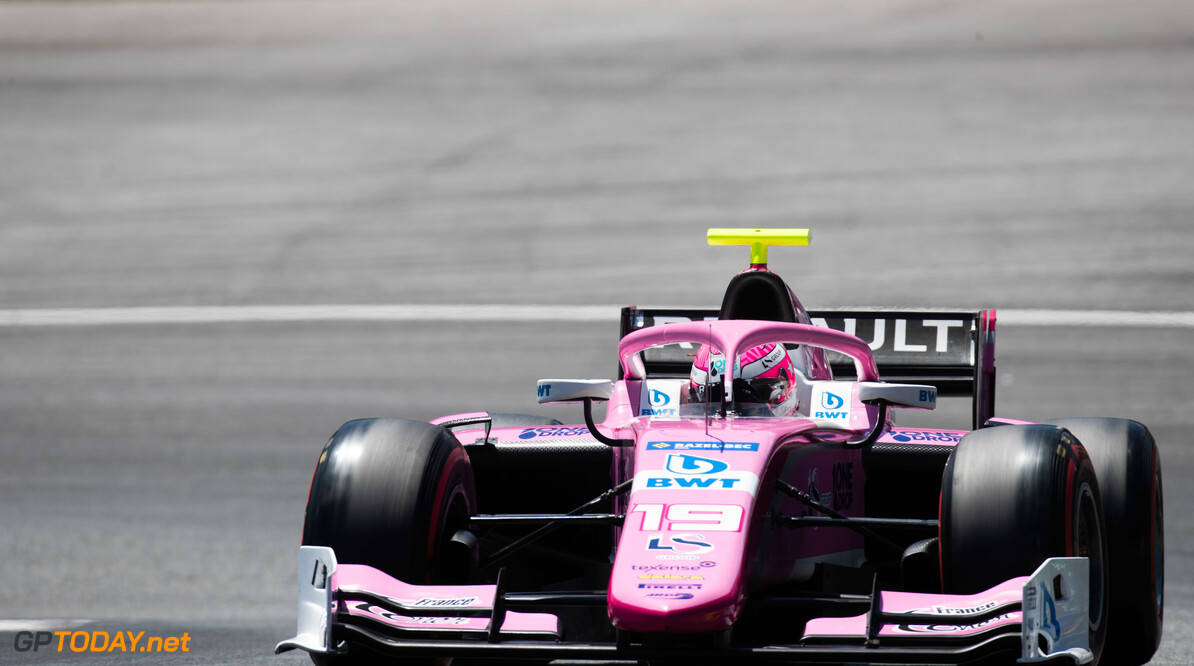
[689,343,799,416]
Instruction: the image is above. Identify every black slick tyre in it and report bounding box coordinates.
[1042,418,1163,666]
[939,425,1109,664]
[302,418,477,665]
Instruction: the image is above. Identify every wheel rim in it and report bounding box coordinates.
[433,485,474,584]
[1075,482,1105,630]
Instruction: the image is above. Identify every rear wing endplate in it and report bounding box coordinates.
[619,307,996,429]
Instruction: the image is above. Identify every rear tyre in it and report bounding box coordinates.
[302,418,477,665]
[1042,418,1163,665]
[940,425,1108,664]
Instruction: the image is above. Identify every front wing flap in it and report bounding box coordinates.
[275,546,559,657]
[277,547,1091,664]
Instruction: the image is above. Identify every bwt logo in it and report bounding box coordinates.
[638,457,758,493]
[814,390,849,420]
[821,392,845,410]
[644,476,741,489]
[537,384,551,397]
[641,387,678,416]
[665,454,729,476]
[644,455,738,489]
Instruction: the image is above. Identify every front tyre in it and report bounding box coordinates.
[302,418,477,665]
[940,425,1109,664]
[1043,418,1163,666]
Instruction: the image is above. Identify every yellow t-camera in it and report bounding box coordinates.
[706,228,811,267]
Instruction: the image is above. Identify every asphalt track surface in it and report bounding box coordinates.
[1,1,1191,664]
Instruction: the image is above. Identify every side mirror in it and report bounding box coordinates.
[857,382,937,410]
[536,379,630,448]
[536,379,614,404]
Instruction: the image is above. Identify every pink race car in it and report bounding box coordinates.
[278,229,1163,665]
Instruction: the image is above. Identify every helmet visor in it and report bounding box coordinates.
[688,376,791,415]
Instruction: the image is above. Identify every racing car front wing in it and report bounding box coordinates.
[277,546,1092,664]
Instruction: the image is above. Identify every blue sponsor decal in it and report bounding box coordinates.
[888,430,963,443]
[645,592,694,600]
[814,389,849,419]
[637,455,756,494]
[647,441,759,451]
[665,454,728,475]
[647,533,714,555]
[645,477,741,489]
[640,384,679,416]
[518,426,592,440]
[1040,584,1061,643]
[821,391,845,410]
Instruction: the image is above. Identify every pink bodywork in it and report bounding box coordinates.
[335,563,560,635]
[603,320,884,633]
[617,320,881,384]
[397,318,1020,641]
[803,577,1026,639]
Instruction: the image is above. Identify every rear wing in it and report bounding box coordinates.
[618,307,996,429]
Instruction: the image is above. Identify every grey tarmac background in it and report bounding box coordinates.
[0,0,1191,664]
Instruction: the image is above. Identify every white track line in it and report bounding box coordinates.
[1000,309,1194,328]
[0,306,1192,328]
[0,305,618,327]
[0,619,91,631]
